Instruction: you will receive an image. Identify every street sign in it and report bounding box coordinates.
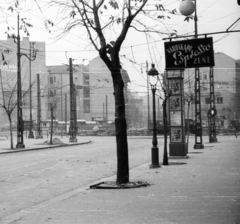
[164,37,215,69]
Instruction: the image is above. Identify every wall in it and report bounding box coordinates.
[0,37,48,126]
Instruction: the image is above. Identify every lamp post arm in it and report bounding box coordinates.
[20,49,38,61]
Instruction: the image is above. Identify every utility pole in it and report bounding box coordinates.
[209,67,217,143]
[28,42,37,139]
[69,58,77,142]
[65,93,67,132]
[106,95,108,122]
[146,61,150,130]
[103,103,105,121]
[16,14,38,147]
[16,14,24,148]
[36,74,43,139]
[61,74,63,121]
[193,0,204,149]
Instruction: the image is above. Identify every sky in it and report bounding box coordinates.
[1,0,240,95]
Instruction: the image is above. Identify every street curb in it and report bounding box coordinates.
[0,141,92,155]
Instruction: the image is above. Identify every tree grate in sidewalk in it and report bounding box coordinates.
[90,181,150,189]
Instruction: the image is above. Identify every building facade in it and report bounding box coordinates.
[184,52,240,128]
[46,56,131,125]
[0,37,48,127]
[46,63,90,122]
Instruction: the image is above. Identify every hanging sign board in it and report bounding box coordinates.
[164,37,214,69]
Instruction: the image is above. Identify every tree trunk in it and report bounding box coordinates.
[114,73,129,184]
[163,100,168,165]
[8,115,14,149]
[50,109,53,144]
[99,48,129,184]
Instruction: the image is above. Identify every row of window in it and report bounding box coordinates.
[48,73,90,113]
[48,86,90,98]
[49,73,89,85]
[48,99,90,113]
[205,97,223,104]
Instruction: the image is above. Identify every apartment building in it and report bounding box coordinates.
[184,52,240,128]
[0,37,48,127]
[46,56,131,124]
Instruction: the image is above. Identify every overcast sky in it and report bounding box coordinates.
[1,0,240,95]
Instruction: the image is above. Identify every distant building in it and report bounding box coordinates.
[46,56,131,124]
[184,52,240,128]
[88,56,130,123]
[0,37,48,127]
[46,63,90,122]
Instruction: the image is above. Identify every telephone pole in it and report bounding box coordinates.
[16,14,24,148]
[69,58,77,142]
[28,42,37,139]
[36,74,43,139]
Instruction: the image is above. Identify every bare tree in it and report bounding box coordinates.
[185,92,194,148]
[42,88,61,145]
[43,0,177,184]
[0,68,34,149]
[156,74,172,166]
[5,0,177,184]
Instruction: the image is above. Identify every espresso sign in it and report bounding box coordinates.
[164,37,214,69]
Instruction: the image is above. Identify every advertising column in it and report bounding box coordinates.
[167,70,187,156]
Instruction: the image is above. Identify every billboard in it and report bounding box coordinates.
[164,37,214,69]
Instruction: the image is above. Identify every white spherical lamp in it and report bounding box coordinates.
[179,0,195,16]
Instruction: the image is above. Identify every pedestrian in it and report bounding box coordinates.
[234,126,237,138]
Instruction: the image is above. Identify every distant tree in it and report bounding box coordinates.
[0,66,33,149]
[42,88,61,144]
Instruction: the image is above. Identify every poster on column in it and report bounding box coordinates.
[169,96,181,110]
[169,79,181,94]
[171,127,183,142]
[170,111,182,126]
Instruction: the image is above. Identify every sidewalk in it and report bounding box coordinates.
[1,135,240,224]
[0,135,91,154]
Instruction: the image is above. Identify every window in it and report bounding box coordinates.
[83,99,90,113]
[50,77,53,84]
[204,74,207,80]
[205,98,210,104]
[49,90,53,97]
[49,76,56,84]
[49,89,56,97]
[83,73,89,85]
[217,97,223,104]
[83,86,90,98]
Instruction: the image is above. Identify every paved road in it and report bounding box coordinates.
[0,136,156,219]
[1,135,239,224]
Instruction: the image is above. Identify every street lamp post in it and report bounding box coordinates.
[179,0,204,149]
[28,42,37,139]
[16,14,24,148]
[69,58,77,142]
[16,14,38,147]
[148,64,160,168]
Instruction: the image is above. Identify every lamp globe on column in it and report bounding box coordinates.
[179,0,195,16]
[148,63,159,81]
[148,63,160,168]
